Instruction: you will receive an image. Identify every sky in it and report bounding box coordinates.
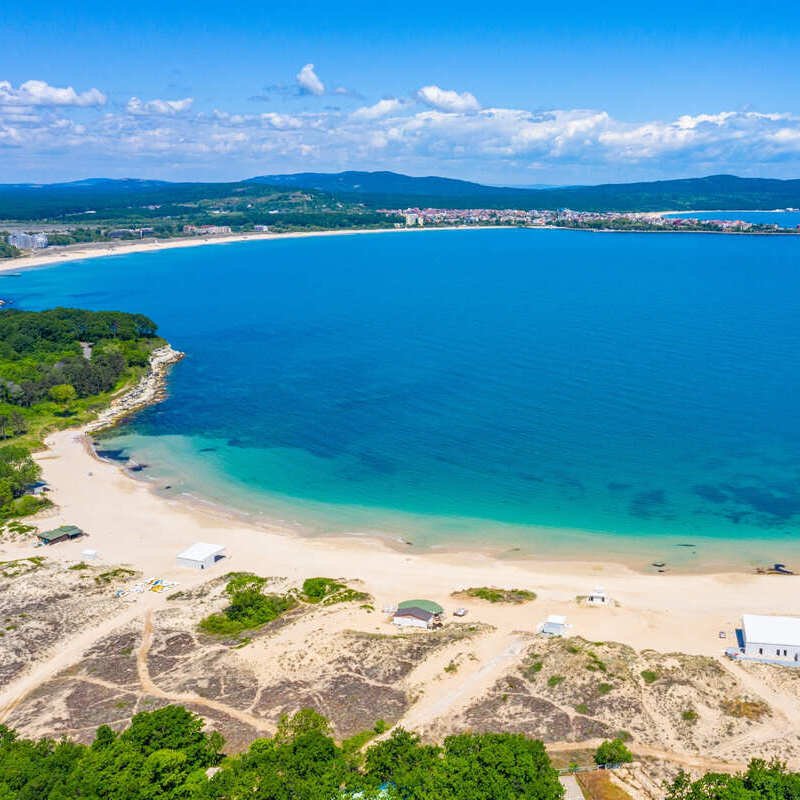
[2,0,800,185]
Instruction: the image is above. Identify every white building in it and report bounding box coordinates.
[587,587,609,606]
[391,599,444,630]
[8,232,48,250]
[538,614,568,637]
[738,614,800,664]
[176,542,226,570]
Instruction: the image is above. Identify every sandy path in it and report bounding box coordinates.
[713,660,800,758]
[546,739,746,772]
[0,594,161,723]
[136,610,275,733]
[398,632,528,732]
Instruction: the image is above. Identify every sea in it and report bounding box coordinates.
[4,225,800,569]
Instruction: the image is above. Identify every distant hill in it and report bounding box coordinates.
[252,171,800,212]
[2,172,800,220]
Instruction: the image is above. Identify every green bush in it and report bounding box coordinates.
[640,669,659,684]
[594,737,633,766]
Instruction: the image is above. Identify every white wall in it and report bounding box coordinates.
[744,641,800,662]
[393,615,429,629]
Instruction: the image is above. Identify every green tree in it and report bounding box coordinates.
[594,738,633,766]
[48,384,77,409]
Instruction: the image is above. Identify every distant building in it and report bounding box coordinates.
[253,225,270,232]
[404,213,420,227]
[730,615,800,665]
[183,225,232,235]
[8,232,48,250]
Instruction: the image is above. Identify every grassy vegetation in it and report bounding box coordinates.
[577,771,635,800]
[456,586,537,603]
[94,567,136,585]
[640,669,659,684]
[547,675,565,688]
[721,697,770,720]
[597,682,613,696]
[199,572,296,636]
[681,709,699,724]
[301,576,370,605]
[0,556,45,578]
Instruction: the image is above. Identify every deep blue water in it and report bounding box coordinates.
[5,228,800,564]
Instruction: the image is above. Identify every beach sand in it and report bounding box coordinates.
[8,423,800,660]
[0,225,503,276]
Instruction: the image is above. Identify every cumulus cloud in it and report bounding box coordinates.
[5,75,800,181]
[417,85,480,113]
[0,79,106,108]
[351,98,403,121]
[296,63,325,96]
[126,96,194,115]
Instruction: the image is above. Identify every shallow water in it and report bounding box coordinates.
[6,228,800,567]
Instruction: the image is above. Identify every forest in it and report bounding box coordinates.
[0,307,162,518]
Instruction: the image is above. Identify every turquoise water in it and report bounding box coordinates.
[5,228,800,566]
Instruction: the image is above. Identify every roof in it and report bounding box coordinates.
[743,614,800,646]
[176,542,225,561]
[394,607,434,622]
[546,614,567,625]
[397,599,443,615]
[38,525,83,542]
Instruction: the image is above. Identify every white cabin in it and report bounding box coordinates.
[176,542,226,570]
[587,587,609,606]
[739,614,800,664]
[538,614,568,637]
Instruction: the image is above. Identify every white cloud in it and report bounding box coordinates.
[351,98,403,121]
[296,63,325,96]
[0,79,106,108]
[417,85,480,113]
[126,96,194,115]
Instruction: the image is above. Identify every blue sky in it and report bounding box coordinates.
[2,0,800,184]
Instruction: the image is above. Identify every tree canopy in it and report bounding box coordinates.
[0,706,566,800]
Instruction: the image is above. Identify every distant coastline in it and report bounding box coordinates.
[3,218,798,278]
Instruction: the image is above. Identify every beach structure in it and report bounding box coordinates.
[392,599,444,629]
[176,542,226,570]
[587,586,609,606]
[81,548,99,560]
[36,525,84,546]
[728,614,800,665]
[538,614,568,637]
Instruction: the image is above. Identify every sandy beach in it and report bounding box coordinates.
[6,422,799,659]
[0,225,506,277]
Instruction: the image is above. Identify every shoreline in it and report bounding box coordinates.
[0,225,513,276]
[3,217,799,277]
[44,344,800,578]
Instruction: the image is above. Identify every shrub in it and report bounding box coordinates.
[597,682,613,696]
[640,669,659,684]
[547,675,565,688]
[594,738,633,766]
[459,586,537,603]
[681,709,699,723]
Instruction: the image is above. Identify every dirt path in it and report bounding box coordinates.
[0,597,157,724]
[713,659,800,759]
[136,610,275,733]
[398,632,528,733]
[546,739,745,772]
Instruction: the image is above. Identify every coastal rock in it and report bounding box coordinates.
[85,344,184,434]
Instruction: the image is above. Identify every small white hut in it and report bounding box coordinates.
[538,614,568,637]
[587,586,610,606]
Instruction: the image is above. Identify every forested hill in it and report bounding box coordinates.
[253,172,800,212]
[2,173,800,219]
